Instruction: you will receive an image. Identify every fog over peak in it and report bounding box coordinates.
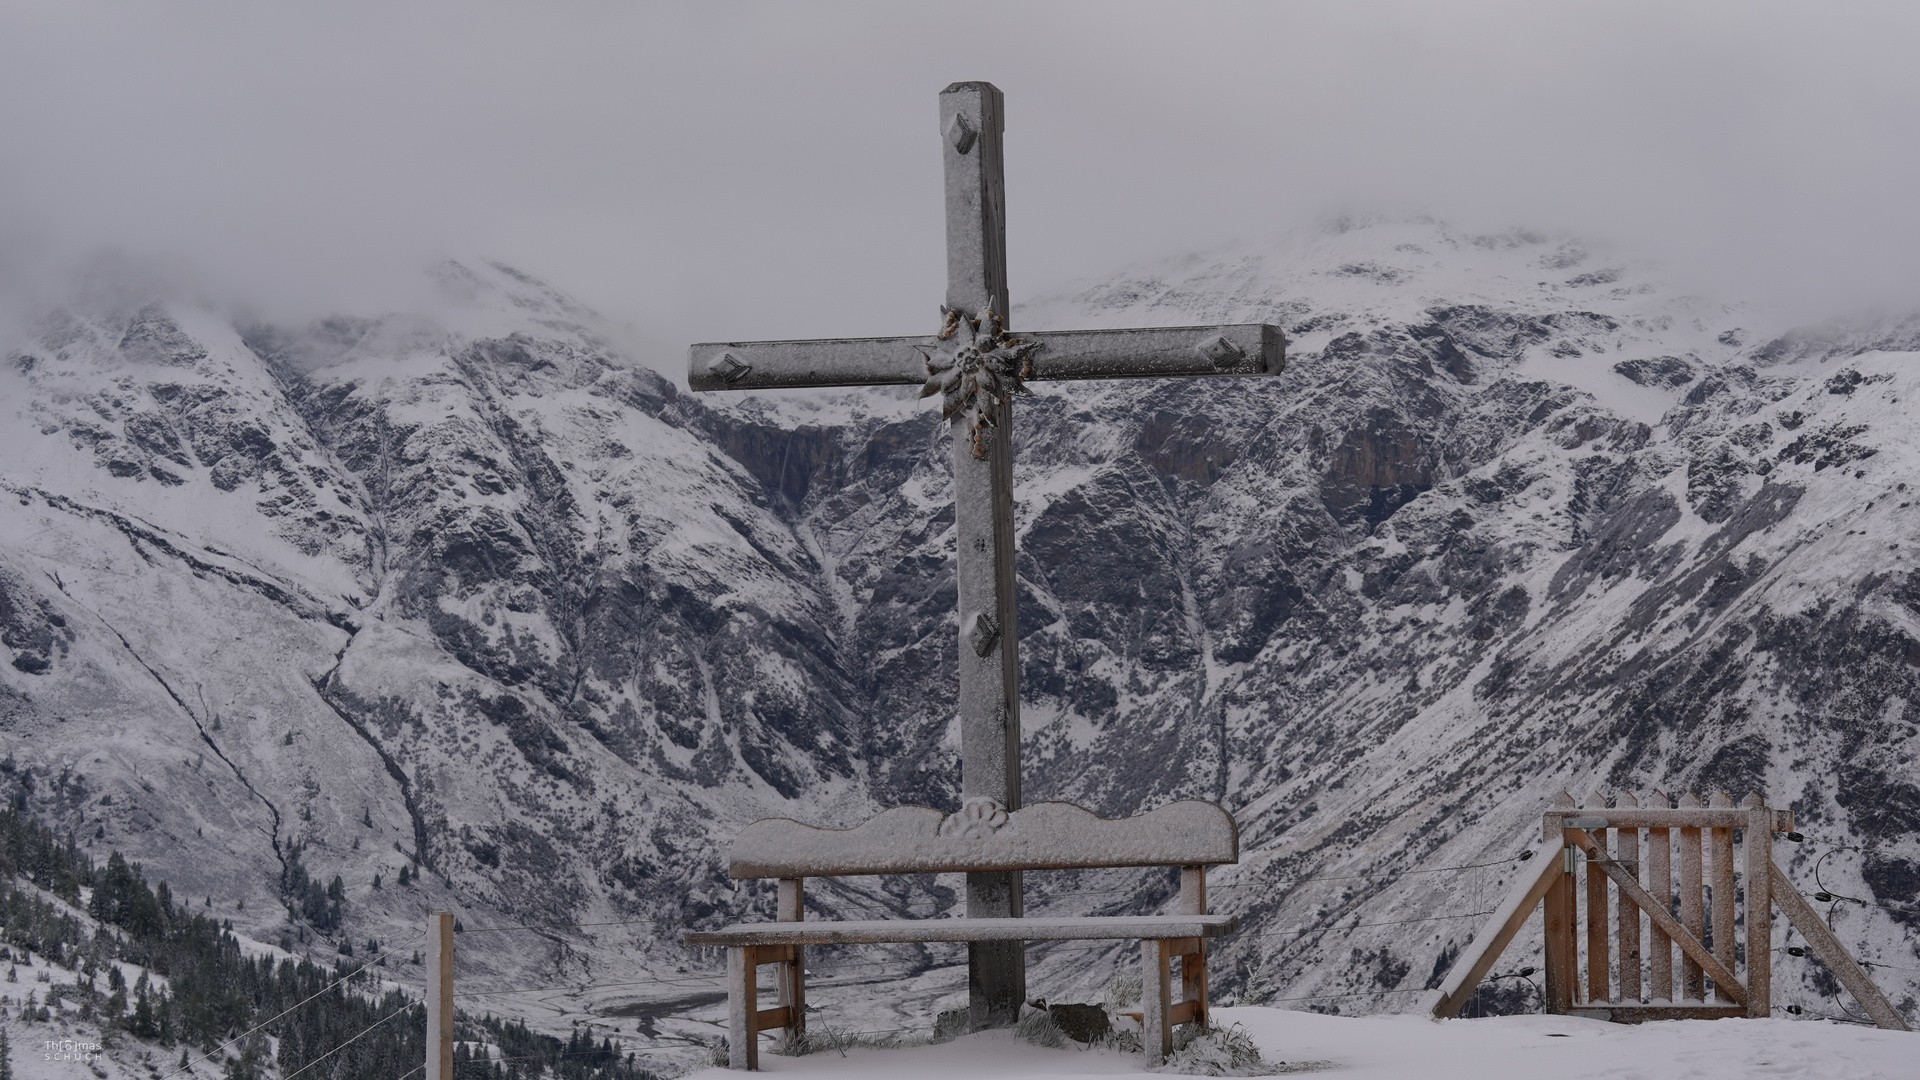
[3,1,1917,363]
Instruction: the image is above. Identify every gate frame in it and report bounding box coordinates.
[1431,791,1911,1031]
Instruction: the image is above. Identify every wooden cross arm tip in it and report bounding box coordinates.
[689,323,1284,392]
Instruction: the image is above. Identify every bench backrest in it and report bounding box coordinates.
[729,798,1237,879]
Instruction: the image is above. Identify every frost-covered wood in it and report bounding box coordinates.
[727,942,804,1069]
[1571,1004,1748,1022]
[1177,865,1207,916]
[727,945,756,1070]
[1431,847,1564,1018]
[1541,806,1794,833]
[427,911,453,1080]
[1677,791,1706,1000]
[1583,797,1609,1003]
[1741,796,1771,1018]
[699,795,1239,1066]
[1543,792,1577,1013]
[1433,792,1901,1026]
[1567,827,1746,1006]
[685,76,1267,1045]
[1142,939,1171,1061]
[1708,792,1738,1005]
[686,324,1281,391]
[1769,859,1911,1031]
[938,81,1027,1028]
[690,913,1235,947]
[1615,791,1641,1003]
[775,879,805,1053]
[728,799,1238,878]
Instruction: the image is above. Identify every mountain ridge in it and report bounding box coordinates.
[2,221,1917,1042]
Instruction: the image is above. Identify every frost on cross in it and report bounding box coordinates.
[919,306,1037,459]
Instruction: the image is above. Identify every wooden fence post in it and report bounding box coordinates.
[1543,793,1576,1014]
[1742,794,1771,1018]
[427,911,453,1080]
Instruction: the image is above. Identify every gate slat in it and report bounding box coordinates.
[1647,791,1673,1002]
[1616,792,1642,1003]
[1584,794,1610,1004]
[1677,792,1706,1002]
[1709,792,1738,1005]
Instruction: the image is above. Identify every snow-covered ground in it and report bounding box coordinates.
[686,1007,1916,1079]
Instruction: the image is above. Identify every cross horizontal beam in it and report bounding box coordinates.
[689,323,1282,392]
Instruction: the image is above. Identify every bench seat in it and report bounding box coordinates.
[689,913,1237,947]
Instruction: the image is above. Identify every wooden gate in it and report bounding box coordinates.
[1433,791,1910,1030]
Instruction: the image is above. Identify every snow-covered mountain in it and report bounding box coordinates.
[2,218,1916,1039]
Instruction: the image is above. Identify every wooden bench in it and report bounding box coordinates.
[687,798,1240,1069]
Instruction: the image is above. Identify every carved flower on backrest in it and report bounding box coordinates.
[938,796,1010,840]
[919,307,1038,459]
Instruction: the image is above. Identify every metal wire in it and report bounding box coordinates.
[279,1001,416,1080]
[153,931,426,1080]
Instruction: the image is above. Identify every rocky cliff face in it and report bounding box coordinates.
[1,221,1916,1038]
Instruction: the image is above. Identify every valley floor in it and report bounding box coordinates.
[686,1007,1917,1079]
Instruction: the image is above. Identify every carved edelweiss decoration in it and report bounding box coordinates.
[919,306,1039,458]
[937,796,1010,840]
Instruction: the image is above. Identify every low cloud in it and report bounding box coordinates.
[3,1,1915,359]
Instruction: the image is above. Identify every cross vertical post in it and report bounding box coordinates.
[940,79,1026,1029]
[427,910,453,1080]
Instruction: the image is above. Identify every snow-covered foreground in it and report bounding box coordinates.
[686,1007,1917,1079]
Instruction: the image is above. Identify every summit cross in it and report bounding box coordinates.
[688,81,1284,1026]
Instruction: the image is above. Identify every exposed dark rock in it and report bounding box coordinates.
[118,306,208,367]
[1778,424,1876,472]
[1862,853,1920,927]
[0,569,71,675]
[1318,407,1434,530]
[1046,1002,1111,1043]
[1614,355,1696,388]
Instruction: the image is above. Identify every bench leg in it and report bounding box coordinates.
[776,879,806,1053]
[1143,939,1172,1064]
[728,946,758,1070]
[777,944,806,1053]
[1181,939,1208,1029]
[1174,868,1209,1033]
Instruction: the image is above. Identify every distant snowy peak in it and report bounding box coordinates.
[976,218,1786,444]
[1750,309,1920,367]
[1026,218,1723,331]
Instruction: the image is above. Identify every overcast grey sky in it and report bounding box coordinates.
[3,1,1917,360]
